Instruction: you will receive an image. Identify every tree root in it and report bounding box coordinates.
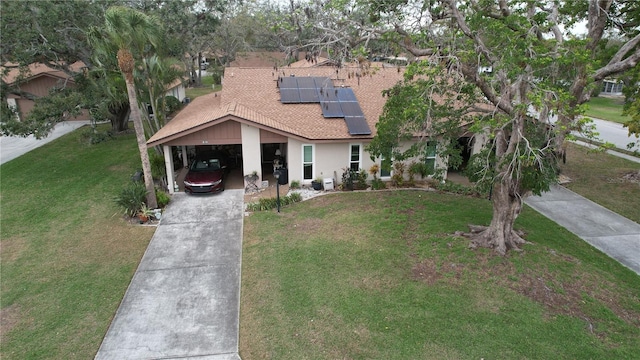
[459,224,530,256]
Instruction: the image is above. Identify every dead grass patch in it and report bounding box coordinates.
[410,245,640,333]
[350,274,398,292]
[0,304,21,340]
[0,236,28,263]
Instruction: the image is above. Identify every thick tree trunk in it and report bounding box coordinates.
[110,105,129,132]
[124,77,158,209]
[465,180,528,255]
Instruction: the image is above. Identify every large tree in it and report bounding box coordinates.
[90,6,161,208]
[0,0,114,136]
[362,0,640,254]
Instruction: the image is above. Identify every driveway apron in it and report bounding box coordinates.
[95,190,244,360]
[526,185,640,276]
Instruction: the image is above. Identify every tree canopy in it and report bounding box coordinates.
[337,0,639,254]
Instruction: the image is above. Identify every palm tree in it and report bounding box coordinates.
[98,6,160,208]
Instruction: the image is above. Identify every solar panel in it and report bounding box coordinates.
[319,87,339,101]
[340,101,364,117]
[336,88,358,102]
[296,77,316,88]
[279,76,298,89]
[314,77,333,90]
[321,101,344,118]
[280,88,300,103]
[299,88,319,103]
[344,116,371,135]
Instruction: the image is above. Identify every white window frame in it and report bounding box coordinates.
[425,141,437,175]
[302,144,315,181]
[348,143,362,171]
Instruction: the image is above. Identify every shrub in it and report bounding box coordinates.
[391,161,406,187]
[341,168,368,190]
[155,188,171,208]
[246,193,303,211]
[356,169,368,189]
[409,161,430,179]
[82,127,113,144]
[164,96,182,114]
[286,192,303,203]
[371,178,386,190]
[115,182,148,216]
[433,180,481,197]
[290,180,301,189]
[150,152,166,180]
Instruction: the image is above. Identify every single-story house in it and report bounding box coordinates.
[147,61,485,194]
[2,62,90,121]
[3,62,187,122]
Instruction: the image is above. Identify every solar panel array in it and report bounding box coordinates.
[279,76,371,135]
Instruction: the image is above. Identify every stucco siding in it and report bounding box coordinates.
[241,124,262,179]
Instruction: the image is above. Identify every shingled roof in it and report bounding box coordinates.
[147,63,406,147]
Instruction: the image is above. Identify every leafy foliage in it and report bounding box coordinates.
[115,181,148,216]
[164,95,182,114]
[341,167,368,190]
[155,188,171,208]
[245,192,303,212]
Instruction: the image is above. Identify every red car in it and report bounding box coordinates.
[184,153,226,193]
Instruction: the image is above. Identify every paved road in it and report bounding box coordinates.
[0,121,90,164]
[585,117,638,151]
[95,191,244,360]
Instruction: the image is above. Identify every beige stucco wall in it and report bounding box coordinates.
[285,140,376,185]
[241,124,262,179]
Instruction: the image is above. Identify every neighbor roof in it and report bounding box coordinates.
[2,62,85,85]
[147,63,406,147]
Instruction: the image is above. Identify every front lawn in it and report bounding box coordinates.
[240,191,640,359]
[0,127,156,359]
[584,96,631,124]
[560,143,640,223]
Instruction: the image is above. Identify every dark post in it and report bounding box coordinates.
[274,169,281,213]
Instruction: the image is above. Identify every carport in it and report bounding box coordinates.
[147,101,290,194]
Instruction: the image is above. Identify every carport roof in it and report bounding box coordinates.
[147,63,407,147]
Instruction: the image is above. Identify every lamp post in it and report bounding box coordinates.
[273,169,281,213]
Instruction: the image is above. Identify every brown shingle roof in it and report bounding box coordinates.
[2,62,85,84]
[147,64,406,146]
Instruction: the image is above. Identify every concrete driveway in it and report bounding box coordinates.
[95,190,244,360]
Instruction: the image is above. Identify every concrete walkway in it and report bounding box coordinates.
[95,191,244,360]
[0,121,90,164]
[526,185,640,275]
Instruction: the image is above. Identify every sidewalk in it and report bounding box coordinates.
[525,185,640,275]
[0,121,91,164]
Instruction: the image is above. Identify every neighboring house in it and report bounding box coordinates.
[164,77,187,103]
[2,62,90,121]
[148,62,484,193]
[601,79,624,96]
[3,62,187,122]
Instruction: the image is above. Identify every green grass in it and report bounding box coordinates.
[560,143,640,223]
[584,96,631,124]
[185,74,221,99]
[240,192,640,359]
[0,126,156,359]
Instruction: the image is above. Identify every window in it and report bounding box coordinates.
[380,155,391,178]
[425,141,437,175]
[303,144,314,180]
[349,144,361,171]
